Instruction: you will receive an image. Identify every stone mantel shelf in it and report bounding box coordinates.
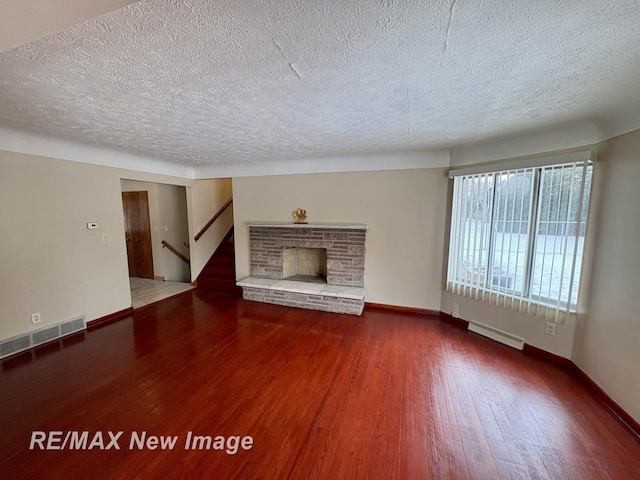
[246,222,368,230]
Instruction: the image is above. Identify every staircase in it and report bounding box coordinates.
[196,228,241,293]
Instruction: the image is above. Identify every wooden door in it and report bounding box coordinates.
[122,191,154,279]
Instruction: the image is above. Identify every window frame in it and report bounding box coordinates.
[447,158,593,314]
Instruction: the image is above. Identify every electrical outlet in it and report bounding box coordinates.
[103,234,110,243]
[545,321,556,336]
[452,303,460,318]
[31,312,41,325]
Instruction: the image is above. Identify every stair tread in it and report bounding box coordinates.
[197,226,239,292]
[200,270,235,279]
[206,256,234,265]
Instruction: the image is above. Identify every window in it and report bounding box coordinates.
[447,158,593,316]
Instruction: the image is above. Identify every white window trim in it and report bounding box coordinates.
[446,152,594,319]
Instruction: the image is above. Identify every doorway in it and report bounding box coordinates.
[122,191,154,279]
[121,180,194,308]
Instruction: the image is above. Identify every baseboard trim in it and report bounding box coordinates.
[86,307,134,330]
[522,343,573,368]
[523,343,639,441]
[571,365,640,441]
[438,311,470,329]
[365,303,439,317]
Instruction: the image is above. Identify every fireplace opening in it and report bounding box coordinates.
[282,247,327,284]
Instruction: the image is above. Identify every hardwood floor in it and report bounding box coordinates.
[1,291,639,479]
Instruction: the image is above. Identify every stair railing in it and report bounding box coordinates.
[194,196,233,242]
[161,240,190,267]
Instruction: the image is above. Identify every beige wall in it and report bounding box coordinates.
[156,183,190,282]
[1,151,131,340]
[1,0,137,52]
[187,178,233,280]
[232,168,449,310]
[572,129,640,423]
[440,291,577,357]
[0,150,194,341]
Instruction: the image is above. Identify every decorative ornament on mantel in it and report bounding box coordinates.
[292,208,307,224]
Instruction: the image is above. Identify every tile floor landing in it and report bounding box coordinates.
[129,277,195,309]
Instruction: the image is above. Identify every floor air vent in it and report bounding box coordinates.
[468,320,524,350]
[0,315,86,359]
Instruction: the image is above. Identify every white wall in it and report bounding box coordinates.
[572,129,640,423]
[232,168,449,310]
[0,150,192,342]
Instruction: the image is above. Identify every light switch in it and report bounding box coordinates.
[87,222,99,230]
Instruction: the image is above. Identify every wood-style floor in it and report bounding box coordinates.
[1,290,638,479]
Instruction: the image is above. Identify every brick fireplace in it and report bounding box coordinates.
[237,223,367,315]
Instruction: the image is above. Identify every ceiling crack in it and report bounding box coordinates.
[288,63,302,80]
[443,0,458,54]
[273,39,288,60]
[273,39,302,80]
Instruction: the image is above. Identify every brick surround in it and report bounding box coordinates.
[239,223,368,315]
[249,226,366,287]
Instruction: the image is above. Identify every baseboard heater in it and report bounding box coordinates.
[0,315,86,359]
[467,320,524,350]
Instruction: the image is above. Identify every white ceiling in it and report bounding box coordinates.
[1,0,639,178]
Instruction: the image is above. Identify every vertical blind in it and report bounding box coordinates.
[447,159,593,319]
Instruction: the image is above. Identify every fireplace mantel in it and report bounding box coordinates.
[246,222,368,230]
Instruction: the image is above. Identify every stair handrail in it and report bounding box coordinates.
[194,196,233,242]
[161,240,190,266]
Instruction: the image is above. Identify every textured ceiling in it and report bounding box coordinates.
[1,0,639,174]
